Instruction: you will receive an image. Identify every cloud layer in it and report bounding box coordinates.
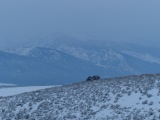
[0,0,160,48]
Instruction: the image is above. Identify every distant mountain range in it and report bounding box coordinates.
[1,37,160,86]
[0,47,108,86]
[56,43,160,75]
[50,38,160,75]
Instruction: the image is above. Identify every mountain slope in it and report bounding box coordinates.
[0,74,160,119]
[57,44,160,75]
[2,38,160,86]
[0,48,109,86]
[42,36,160,76]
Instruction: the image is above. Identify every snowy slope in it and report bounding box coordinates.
[0,74,160,119]
[58,44,160,75]
[58,45,135,72]
[0,48,109,86]
[46,37,160,74]
[2,39,160,86]
[122,51,160,64]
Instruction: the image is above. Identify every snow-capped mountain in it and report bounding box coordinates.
[122,51,160,64]
[36,35,160,76]
[58,45,136,73]
[56,43,160,75]
[0,47,109,86]
[7,47,62,60]
[2,36,160,86]
[1,74,160,119]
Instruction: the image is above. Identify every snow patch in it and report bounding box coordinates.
[123,51,160,64]
[0,86,55,97]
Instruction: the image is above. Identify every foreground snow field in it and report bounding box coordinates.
[0,86,54,97]
[0,74,160,119]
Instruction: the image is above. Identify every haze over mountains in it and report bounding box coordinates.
[1,1,160,119]
[1,36,160,86]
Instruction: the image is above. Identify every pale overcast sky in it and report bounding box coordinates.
[0,0,160,48]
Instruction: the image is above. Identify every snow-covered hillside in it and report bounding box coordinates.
[0,74,160,119]
[40,36,160,76]
[57,44,160,75]
[58,45,135,73]
[122,51,160,64]
[2,40,160,86]
[0,48,109,86]
[7,47,63,61]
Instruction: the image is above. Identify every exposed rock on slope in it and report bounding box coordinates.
[0,74,160,119]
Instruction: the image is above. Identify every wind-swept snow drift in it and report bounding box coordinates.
[0,74,160,119]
